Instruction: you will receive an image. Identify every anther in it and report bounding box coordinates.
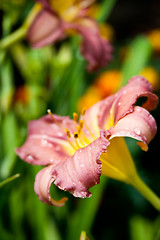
[74,132,81,149]
[64,128,71,138]
[47,109,55,121]
[79,120,84,129]
[73,112,78,122]
[81,108,86,116]
[74,132,79,138]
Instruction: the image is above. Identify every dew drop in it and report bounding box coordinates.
[41,139,48,146]
[80,163,85,168]
[136,108,142,113]
[50,158,54,163]
[57,132,63,137]
[26,155,34,161]
[134,128,141,135]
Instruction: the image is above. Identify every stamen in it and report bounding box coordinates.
[74,132,79,138]
[81,109,96,140]
[64,128,71,138]
[76,120,83,134]
[80,110,96,139]
[64,128,77,151]
[74,132,81,149]
[76,120,90,145]
[79,120,84,129]
[47,109,55,121]
[81,108,86,116]
[73,112,78,122]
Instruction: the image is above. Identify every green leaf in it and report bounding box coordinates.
[67,176,108,240]
[130,215,154,240]
[121,35,152,85]
[98,0,117,22]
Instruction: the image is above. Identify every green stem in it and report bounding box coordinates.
[0,3,41,50]
[131,175,160,211]
[0,174,20,188]
[0,27,27,50]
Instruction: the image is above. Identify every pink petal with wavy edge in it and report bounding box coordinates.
[52,130,109,198]
[16,135,69,165]
[97,76,158,129]
[16,114,76,165]
[109,106,157,151]
[64,18,113,71]
[27,10,65,48]
[81,76,158,139]
[34,165,68,206]
[80,28,113,71]
[110,76,158,123]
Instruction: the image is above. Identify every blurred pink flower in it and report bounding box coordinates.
[16,76,158,206]
[27,0,112,71]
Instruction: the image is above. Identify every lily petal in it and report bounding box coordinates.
[101,137,137,183]
[64,18,113,71]
[52,130,109,198]
[97,76,158,129]
[110,76,158,123]
[34,165,68,206]
[80,26,113,71]
[81,76,158,138]
[16,115,76,165]
[27,9,65,47]
[81,95,115,138]
[109,106,157,151]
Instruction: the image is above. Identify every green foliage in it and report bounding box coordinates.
[0,0,160,240]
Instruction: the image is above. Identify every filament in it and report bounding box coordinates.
[81,108,96,139]
[47,109,55,121]
[64,128,77,151]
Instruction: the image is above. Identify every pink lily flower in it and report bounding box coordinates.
[27,0,113,71]
[16,76,159,208]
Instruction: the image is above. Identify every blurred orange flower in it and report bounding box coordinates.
[147,29,160,52]
[78,70,122,111]
[140,66,160,91]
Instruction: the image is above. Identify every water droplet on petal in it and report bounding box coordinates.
[41,139,48,146]
[134,128,141,135]
[26,154,34,161]
[80,163,85,168]
[57,132,63,137]
[136,108,142,113]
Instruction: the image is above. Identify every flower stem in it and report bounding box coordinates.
[131,175,160,211]
[0,27,27,50]
[0,3,41,50]
[0,173,20,188]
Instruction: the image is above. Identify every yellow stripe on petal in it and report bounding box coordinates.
[101,137,137,183]
[50,0,75,13]
[50,0,79,21]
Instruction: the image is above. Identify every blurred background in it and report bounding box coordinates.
[0,0,160,239]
